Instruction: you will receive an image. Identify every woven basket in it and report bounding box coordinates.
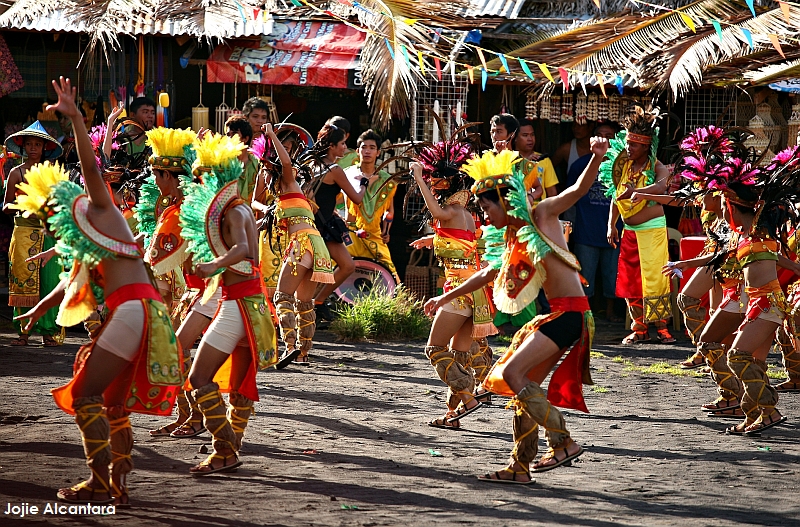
[405,248,439,302]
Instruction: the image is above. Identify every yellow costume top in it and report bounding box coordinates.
[613,159,651,219]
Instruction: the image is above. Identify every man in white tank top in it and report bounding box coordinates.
[552,121,593,175]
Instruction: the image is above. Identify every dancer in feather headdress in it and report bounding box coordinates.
[406,123,496,429]
[251,122,314,300]
[14,77,182,506]
[343,129,400,283]
[179,130,277,475]
[648,126,750,418]
[425,136,609,483]
[710,146,800,434]
[635,126,737,368]
[254,123,335,369]
[133,127,214,440]
[599,105,675,345]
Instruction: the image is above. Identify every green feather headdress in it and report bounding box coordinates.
[597,128,659,199]
[179,132,245,273]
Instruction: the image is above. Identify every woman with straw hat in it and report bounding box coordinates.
[2,121,63,346]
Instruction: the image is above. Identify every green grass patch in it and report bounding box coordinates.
[629,361,704,378]
[590,351,606,359]
[592,385,609,393]
[594,367,606,373]
[330,284,431,341]
[612,355,626,363]
[495,334,514,343]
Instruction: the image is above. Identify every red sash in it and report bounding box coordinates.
[221,278,262,300]
[105,283,161,311]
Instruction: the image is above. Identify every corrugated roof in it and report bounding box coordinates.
[0,1,274,39]
[461,0,528,19]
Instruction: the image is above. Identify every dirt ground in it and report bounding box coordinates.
[0,316,798,527]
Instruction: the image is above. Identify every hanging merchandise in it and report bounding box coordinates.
[539,94,551,121]
[587,93,599,122]
[215,84,231,133]
[561,94,574,123]
[228,72,242,120]
[525,91,538,119]
[158,93,169,128]
[549,95,561,124]
[192,66,209,132]
[500,86,510,115]
[136,36,145,97]
[0,35,23,98]
[608,94,621,124]
[156,40,167,127]
[597,94,608,121]
[575,93,587,125]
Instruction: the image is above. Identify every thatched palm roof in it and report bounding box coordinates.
[485,0,800,98]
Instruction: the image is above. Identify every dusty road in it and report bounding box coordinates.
[0,320,798,526]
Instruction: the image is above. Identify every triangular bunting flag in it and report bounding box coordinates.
[400,45,411,67]
[558,67,570,91]
[745,0,756,17]
[769,34,786,58]
[467,65,474,84]
[450,60,456,85]
[477,48,488,70]
[384,38,395,60]
[498,53,510,74]
[519,58,534,81]
[615,75,624,95]
[741,28,754,49]
[434,57,442,81]
[579,74,588,96]
[680,12,696,33]
[712,20,723,43]
[779,1,791,24]
[538,63,555,83]
[417,50,426,75]
[481,68,488,91]
[597,74,607,98]
[592,0,601,8]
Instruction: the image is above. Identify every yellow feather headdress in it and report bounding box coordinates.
[146,127,197,172]
[192,132,246,177]
[9,161,69,220]
[463,150,521,195]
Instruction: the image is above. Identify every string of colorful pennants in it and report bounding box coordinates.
[246,0,800,93]
[629,0,798,59]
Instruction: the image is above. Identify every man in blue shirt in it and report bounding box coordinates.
[567,123,621,321]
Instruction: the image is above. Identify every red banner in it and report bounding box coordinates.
[207,21,364,90]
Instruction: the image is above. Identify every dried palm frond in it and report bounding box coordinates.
[355,0,464,131]
[487,0,741,88]
[743,58,800,85]
[657,4,800,97]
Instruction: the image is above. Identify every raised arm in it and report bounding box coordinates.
[537,137,609,218]
[103,103,125,159]
[265,124,294,186]
[409,162,454,222]
[47,77,114,209]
